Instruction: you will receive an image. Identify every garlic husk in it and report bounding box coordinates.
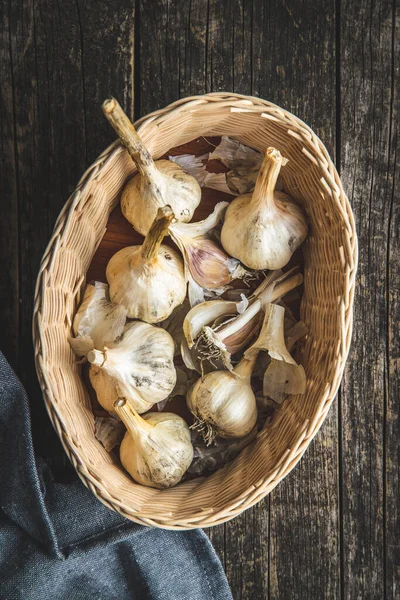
[69,282,127,356]
[169,153,209,186]
[209,136,262,170]
[114,399,193,489]
[196,269,303,369]
[221,147,308,270]
[103,98,201,236]
[87,320,176,409]
[106,206,186,323]
[169,201,249,306]
[285,321,308,352]
[187,355,258,444]
[159,298,191,356]
[95,415,125,452]
[244,303,306,403]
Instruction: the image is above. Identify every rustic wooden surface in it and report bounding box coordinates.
[0,1,398,599]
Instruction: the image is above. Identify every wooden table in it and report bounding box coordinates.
[1,2,398,598]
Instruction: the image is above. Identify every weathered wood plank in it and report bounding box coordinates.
[340,0,398,598]
[0,7,19,368]
[386,7,399,598]
[251,1,340,598]
[3,0,134,462]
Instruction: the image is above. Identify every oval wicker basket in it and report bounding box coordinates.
[33,92,357,529]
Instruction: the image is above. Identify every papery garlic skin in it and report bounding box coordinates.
[187,358,258,444]
[69,282,127,356]
[221,147,308,270]
[122,160,201,236]
[106,206,187,323]
[107,244,186,323]
[115,399,193,489]
[87,321,177,408]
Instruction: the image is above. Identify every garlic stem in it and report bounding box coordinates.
[102,98,161,187]
[114,398,153,433]
[87,348,106,367]
[141,206,174,262]
[233,355,258,380]
[251,148,282,209]
[217,272,303,342]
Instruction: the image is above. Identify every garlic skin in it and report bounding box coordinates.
[87,320,176,411]
[221,147,308,270]
[187,357,258,444]
[89,367,154,414]
[114,399,193,489]
[244,303,307,403]
[106,206,186,323]
[69,282,127,356]
[103,98,201,236]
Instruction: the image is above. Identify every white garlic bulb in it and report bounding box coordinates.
[87,320,176,413]
[221,147,308,270]
[114,398,193,489]
[69,282,127,357]
[169,201,249,306]
[187,356,258,444]
[106,206,186,323]
[102,98,201,236]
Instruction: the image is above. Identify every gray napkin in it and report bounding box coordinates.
[0,352,232,600]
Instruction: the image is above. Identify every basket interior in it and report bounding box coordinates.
[37,100,354,527]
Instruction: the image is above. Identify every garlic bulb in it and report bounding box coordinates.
[244,304,306,403]
[106,206,186,323]
[69,282,127,356]
[187,354,258,445]
[192,269,303,369]
[169,202,249,306]
[221,147,308,270]
[102,98,201,235]
[87,320,176,413]
[114,398,193,489]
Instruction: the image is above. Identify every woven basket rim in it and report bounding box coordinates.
[33,92,358,529]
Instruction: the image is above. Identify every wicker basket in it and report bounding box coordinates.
[33,93,357,529]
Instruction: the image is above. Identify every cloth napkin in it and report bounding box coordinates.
[0,352,232,600]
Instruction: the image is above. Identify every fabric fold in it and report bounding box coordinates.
[0,352,233,600]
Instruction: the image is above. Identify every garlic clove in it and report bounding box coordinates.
[183,299,238,348]
[195,270,303,370]
[169,202,249,305]
[221,147,308,270]
[106,206,187,323]
[114,398,193,489]
[102,98,201,236]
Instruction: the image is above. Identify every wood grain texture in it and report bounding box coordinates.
[340,0,399,598]
[1,0,399,597]
[0,0,134,462]
[252,2,340,599]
